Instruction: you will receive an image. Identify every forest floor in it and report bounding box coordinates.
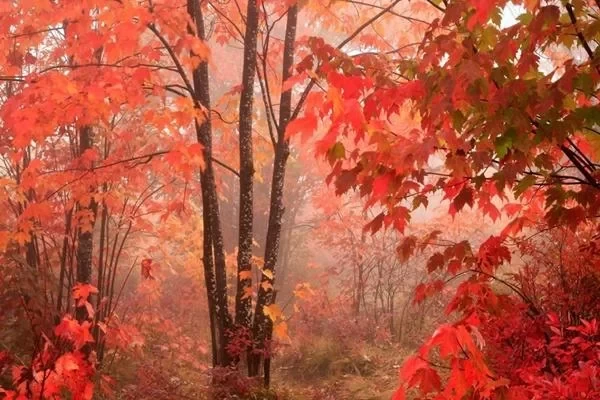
[110,342,407,399]
[271,343,406,399]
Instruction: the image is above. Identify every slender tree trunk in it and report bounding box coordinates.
[249,4,298,382]
[235,0,260,332]
[263,290,277,386]
[188,0,232,367]
[62,15,102,323]
[16,150,40,271]
[93,199,108,343]
[56,208,73,314]
[276,215,293,290]
[75,125,97,323]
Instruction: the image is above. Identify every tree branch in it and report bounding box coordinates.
[290,0,403,121]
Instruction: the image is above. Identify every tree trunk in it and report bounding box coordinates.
[249,4,298,382]
[75,125,97,323]
[276,213,293,291]
[187,0,232,367]
[235,0,260,332]
[56,208,73,314]
[93,189,108,347]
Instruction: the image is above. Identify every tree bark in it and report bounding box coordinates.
[75,125,97,323]
[187,0,232,367]
[92,198,107,343]
[249,4,298,381]
[56,208,73,314]
[235,0,260,332]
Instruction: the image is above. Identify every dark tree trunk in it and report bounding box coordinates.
[235,0,260,332]
[75,125,97,323]
[92,198,108,343]
[21,151,39,271]
[62,16,101,323]
[188,0,232,367]
[56,208,73,314]
[249,4,298,382]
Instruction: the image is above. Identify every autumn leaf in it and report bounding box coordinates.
[391,388,406,400]
[583,131,600,161]
[285,113,318,143]
[55,317,95,349]
[72,284,99,306]
[400,355,428,382]
[261,281,273,292]
[242,286,254,300]
[514,175,536,198]
[468,0,497,29]
[261,268,274,280]
[273,321,290,342]
[189,36,210,60]
[452,185,475,213]
[239,270,253,280]
[263,304,283,322]
[282,71,308,91]
[428,324,461,357]
[426,252,445,273]
[13,230,30,246]
[55,353,81,374]
[397,236,417,262]
[327,86,344,118]
[293,283,315,299]
[372,173,392,199]
[327,142,345,163]
[447,259,462,274]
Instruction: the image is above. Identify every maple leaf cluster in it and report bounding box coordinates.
[282,0,600,397]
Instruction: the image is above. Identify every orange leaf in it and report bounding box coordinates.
[273,321,290,341]
[239,270,253,281]
[241,286,254,300]
[55,353,80,374]
[72,284,99,306]
[261,281,273,292]
[286,113,318,143]
[263,304,283,322]
[391,388,406,400]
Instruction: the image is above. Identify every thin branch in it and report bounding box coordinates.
[425,0,446,12]
[207,0,245,40]
[0,76,24,82]
[256,65,278,148]
[566,3,600,73]
[41,151,170,175]
[342,0,431,24]
[290,0,403,121]
[211,156,240,177]
[147,23,198,103]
